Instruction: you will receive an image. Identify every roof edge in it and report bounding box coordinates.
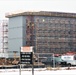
[5,11,76,18]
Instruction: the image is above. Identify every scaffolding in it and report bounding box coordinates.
[2,20,8,58]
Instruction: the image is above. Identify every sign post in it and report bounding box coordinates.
[20,46,34,75]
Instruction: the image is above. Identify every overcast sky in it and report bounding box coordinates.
[0,0,76,20]
[0,0,76,50]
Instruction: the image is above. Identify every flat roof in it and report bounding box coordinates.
[5,11,76,18]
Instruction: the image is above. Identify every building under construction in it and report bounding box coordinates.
[6,11,76,57]
[0,20,8,58]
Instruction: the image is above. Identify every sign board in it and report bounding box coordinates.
[20,46,33,64]
[21,46,33,52]
[20,52,33,64]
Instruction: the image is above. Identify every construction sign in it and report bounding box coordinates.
[20,46,33,64]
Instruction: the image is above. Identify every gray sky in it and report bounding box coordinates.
[0,0,76,50]
[0,0,76,20]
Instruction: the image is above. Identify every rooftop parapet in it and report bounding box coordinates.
[5,11,76,18]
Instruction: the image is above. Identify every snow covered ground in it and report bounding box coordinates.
[0,67,76,75]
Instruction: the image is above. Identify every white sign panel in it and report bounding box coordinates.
[21,46,33,52]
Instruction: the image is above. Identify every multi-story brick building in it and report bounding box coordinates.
[6,11,76,57]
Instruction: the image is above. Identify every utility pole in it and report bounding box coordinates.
[53,53,55,68]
